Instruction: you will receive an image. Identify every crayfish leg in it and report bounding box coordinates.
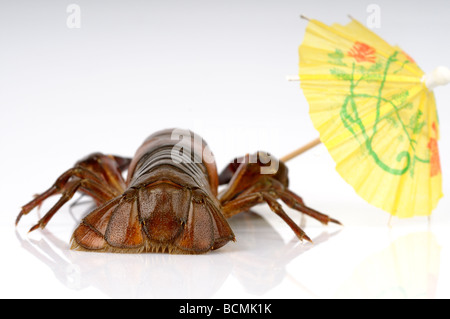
[222,191,312,242]
[16,153,130,231]
[275,189,342,226]
[219,151,341,243]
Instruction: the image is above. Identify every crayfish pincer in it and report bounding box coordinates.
[16,129,340,254]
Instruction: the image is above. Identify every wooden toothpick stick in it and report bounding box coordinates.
[300,15,310,21]
[280,137,322,163]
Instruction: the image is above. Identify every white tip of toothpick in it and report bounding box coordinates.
[286,75,300,82]
[422,66,450,90]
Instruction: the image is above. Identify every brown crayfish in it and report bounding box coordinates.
[16,129,340,254]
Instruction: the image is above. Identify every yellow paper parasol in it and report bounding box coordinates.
[283,17,449,218]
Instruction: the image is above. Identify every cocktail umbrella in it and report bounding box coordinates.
[283,17,449,218]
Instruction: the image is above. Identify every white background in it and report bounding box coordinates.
[1,0,449,299]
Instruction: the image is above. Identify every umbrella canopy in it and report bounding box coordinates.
[294,17,446,218]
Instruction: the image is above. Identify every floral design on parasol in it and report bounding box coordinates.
[283,17,450,218]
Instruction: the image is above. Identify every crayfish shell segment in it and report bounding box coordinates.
[174,191,234,253]
[70,183,235,254]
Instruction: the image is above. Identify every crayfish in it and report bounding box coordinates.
[16,129,340,254]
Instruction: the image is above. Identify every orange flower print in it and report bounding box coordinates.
[401,50,416,64]
[348,41,376,63]
[428,122,442,177]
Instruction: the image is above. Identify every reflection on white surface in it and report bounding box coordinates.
[12,198,449,299]
[15,211,340,298]
[336,231,441,299]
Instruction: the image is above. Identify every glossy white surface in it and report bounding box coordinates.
[5,201,450,299]
[1,0,449,299]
